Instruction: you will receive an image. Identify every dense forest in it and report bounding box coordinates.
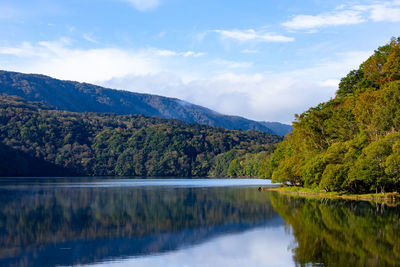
[0,94,281,177]
[0,70,292,136]
[270,37,400,193]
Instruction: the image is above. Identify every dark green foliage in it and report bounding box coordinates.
[209,149,240,177]
[226,151,272,178]
[0,70,291,136]
[271,37,400,193]
[209,147,276,178]
[0,94,281,177]
[0,142,75,176]
[337,69,364,96]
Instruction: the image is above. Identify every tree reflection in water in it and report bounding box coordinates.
[271,194,400,267]
[0,180,279,267]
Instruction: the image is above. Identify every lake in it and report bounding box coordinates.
[0,178,399,267]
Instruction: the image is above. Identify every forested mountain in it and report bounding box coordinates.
[0,70,291,136]
[260,122,292,137]
[270,37,400,194]
[0,94,281,177]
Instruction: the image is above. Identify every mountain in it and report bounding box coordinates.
[0,70,291,136]
[260,122,292,137]
[0,94,281,177]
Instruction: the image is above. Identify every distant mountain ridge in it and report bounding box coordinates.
[0,70,291,135]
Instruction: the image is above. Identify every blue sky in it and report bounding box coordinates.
[1,0,400,123]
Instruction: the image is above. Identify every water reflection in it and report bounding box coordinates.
[86,224,294,267]
[0,178,276,189]
[271,194,400,267]
[1,178,399,267]
[0,178,281,267]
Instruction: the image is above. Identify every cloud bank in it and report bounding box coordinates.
[282,10,365,30]
[0,39,370,124]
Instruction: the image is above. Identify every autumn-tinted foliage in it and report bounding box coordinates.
[270,37,400,193]
[0,94,281,177]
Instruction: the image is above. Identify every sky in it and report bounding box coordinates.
[1,0,400,123]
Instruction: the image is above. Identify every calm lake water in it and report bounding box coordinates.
[0,178,399,267]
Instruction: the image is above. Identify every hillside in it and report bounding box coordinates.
[0,94,281,177]
[260,122,292,137]
[270,37,400,194]
[0,70,291,136]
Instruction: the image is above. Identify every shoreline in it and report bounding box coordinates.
[261,186,400,205]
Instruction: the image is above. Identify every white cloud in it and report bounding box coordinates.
[241,49,259,54]
[368,2,400,22]
[0,39,158,82]
[121,0,160,11]
[0,39,371,124]
[213,59,253,69]
[0,39,205,83]
[104,71,331,124]
[153,49,205,57]
[214,29,294,43]
[103,49,371,124]
[282,10,365,30]
[82,34,97,43]
[283,1,400,31]
[182,51,206,57]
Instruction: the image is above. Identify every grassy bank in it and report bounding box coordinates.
[261,186,400,205]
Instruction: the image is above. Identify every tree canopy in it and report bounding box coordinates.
[270,37,400,193]
[0,94,281,177]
